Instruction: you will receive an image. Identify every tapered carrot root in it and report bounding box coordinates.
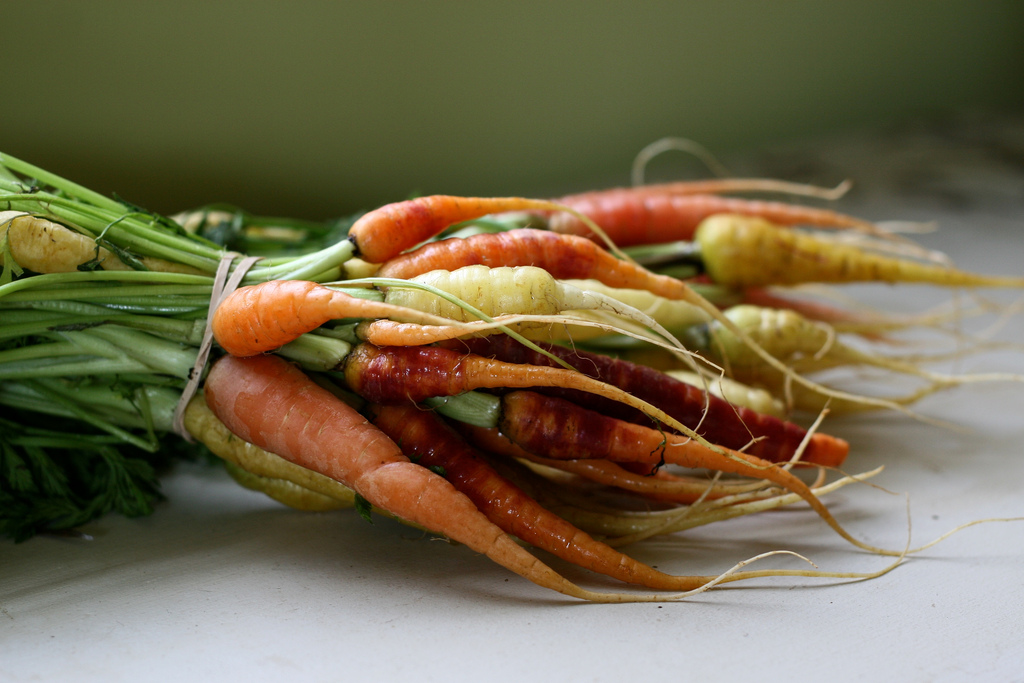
[211,279,469,357]
[461,424,762,505]
[497,390,874,552]
[376,228,692,300]
[450,335,848,467]
[202,353,622,601]
[697,214,1024,288]
[546,191,877,247]
[369,403,719,590]
[347,196,570,264]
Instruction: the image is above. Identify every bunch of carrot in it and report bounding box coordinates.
[3,150,1021,600]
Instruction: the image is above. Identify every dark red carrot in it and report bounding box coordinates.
[448,335,848,468]
[369,403,717,590]
[460,423,758,505]
[496,389,871,551]
[340,343,868,550]
[342,342,688,438]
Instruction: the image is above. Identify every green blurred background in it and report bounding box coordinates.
[5,1,1023,219]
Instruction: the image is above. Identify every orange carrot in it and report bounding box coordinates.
[347,195,571,264]
[546,191,876,247]
[202,353,617,600]
[375,228,693,301]
[211,279,467,357]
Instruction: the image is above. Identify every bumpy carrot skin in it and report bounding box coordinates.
[343,342,727,455]
[347,196,565,264]
[368,404,716,590]
[546,192,875,247]
[344,342,627,405]
[450,336,848,468]
[460,423,757,505]
[202,353,607,600]
[376,228,692,301]
[697,214,1024,288]
[497,390,851,537]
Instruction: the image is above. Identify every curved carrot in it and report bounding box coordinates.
[211,279,468,357]
[369,403,718,590]
[343,342,693,439]
[376,228,692,301]
[460,423,760,505]
[203,353,612,600]
[450,335,848,468]
[697,214,1024,288]
[357,319,478,347]
[546,191,876,247]
[347,196,568,264]
[498,390,868,550]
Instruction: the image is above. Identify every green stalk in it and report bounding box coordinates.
[1,152,376,540]
[0,306,205,345]
[423,391,501,428]
[81,326,198,379]
[0,152,128,213]
[276,334,353,372]
[0,271,214,300]
[0,380,180,433]
[3,380,159,452]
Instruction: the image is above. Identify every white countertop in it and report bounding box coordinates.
[3,118,1024,682]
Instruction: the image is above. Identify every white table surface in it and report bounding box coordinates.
[3,118,1024,682]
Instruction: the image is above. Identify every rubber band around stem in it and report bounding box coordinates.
[172,252,261,440]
